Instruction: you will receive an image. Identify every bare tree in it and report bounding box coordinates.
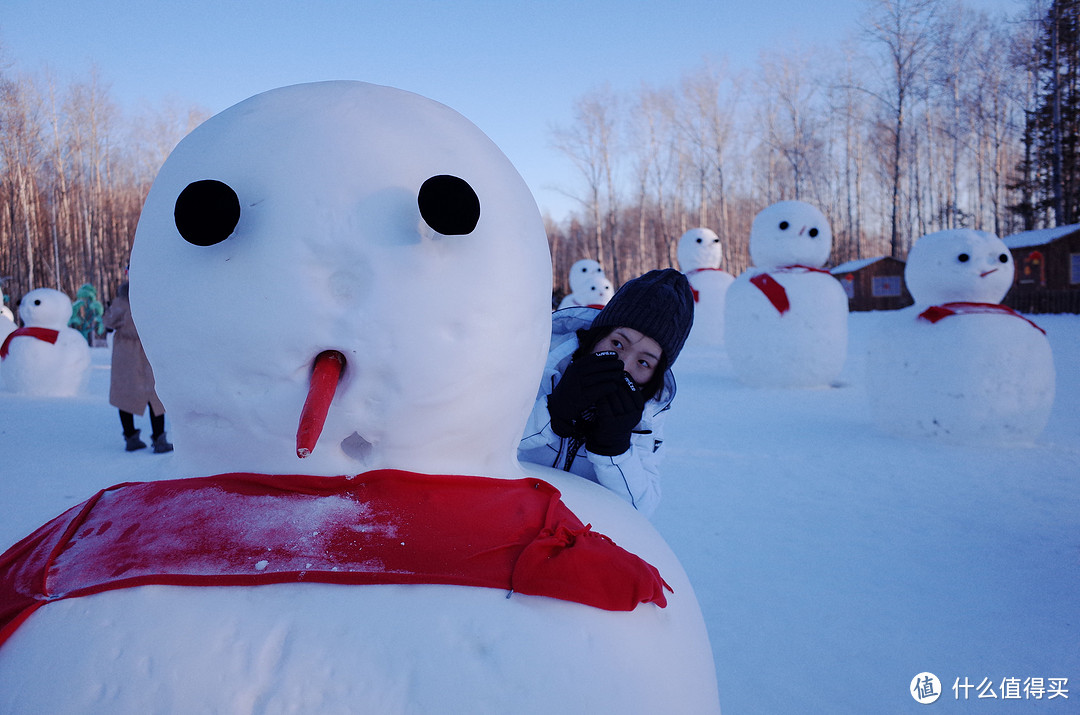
[861,0,942,257]
[550,85,621,274]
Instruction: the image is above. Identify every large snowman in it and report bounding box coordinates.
[677,227,734,347]
[0,287,90,396]
[557,257,613,309]
[0,81,719,713]
[724,200,848,387]
[867,228,1054,443]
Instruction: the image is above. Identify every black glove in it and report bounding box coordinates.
[586,372,647,456]
[547,351,624,437]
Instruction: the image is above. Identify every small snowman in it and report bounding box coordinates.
[677,227,734,347]
[0,288,14,345]
[557,258,614,309]
[0,285,14,324]
[0,81,719,713]
[724,200,848,387]
[867,228,1054,443]
[0,287,90,396]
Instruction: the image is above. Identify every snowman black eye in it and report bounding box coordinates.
[809,228,819,238]
[958,253,970,262]
[174,180,241,247]
[696,237,703,244]
[999,253,1010,263]
[418,175,480,235]
[779,221,790,230]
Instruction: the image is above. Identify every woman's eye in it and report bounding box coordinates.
[779,221,790,230]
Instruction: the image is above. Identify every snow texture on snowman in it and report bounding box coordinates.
[724,200,848,387]
[0,287,90,397]
[557,258,614,309]
[0,81,719,713]
[677,227,734,348]
[866,228,1055,443]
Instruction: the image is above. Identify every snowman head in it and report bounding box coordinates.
[129,81,552,478]
[749,201,832,269]
[677,228,723,272]
[18,288,73,329]
[567,259,605,295]
[904,229,1014,306]
[579,274,614,307]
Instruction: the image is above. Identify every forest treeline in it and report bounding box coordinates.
[546,0,1080,296]
[1,0,1077,312]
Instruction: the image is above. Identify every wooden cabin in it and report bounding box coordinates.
[830,257,913,312]
[1002,223,1080,314]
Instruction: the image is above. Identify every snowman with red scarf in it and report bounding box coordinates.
[0,81,719,713]
[867,228,1054,443]
[724,200,848,387]
[677,227,734,348]
[0,287,90,396]
[557,258,614,309]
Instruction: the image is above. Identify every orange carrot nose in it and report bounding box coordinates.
[296,350,346,458]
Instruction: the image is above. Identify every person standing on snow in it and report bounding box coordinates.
[103,279,173,453]
[518,268,694,518]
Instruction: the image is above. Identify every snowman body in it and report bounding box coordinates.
[725,201,847,387]
[0,288,90,396]
[867,229,1054,443]
[0,82,719,713]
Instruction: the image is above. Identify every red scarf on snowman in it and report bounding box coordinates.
[917,302,1046,335]
[0,470,671,648]
[0,327,60,360]
[749,265,832,315]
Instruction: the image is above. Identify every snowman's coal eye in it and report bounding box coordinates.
[958,253,970,262]
[696,237,704,243]
[999,253,1010,263]
[580,267,588,273]
[779,221,790,230]
[809,228,819,237]
[174,180,241,247]
[418,175,480,235]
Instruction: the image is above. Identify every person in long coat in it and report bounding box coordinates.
[103,281,173,453]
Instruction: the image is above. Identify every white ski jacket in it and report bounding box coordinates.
[518,307,676,518]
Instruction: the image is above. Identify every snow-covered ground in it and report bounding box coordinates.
[1,310,1077,713]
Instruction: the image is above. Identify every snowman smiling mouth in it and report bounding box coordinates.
[296,350,347,458]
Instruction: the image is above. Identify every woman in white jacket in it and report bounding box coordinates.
[519,269,694,518]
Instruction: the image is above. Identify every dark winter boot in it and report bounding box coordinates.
[124,430,147,452]
[152,432,174,454]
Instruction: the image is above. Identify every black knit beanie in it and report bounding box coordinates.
[591,268,695,366]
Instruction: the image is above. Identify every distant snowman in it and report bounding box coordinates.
[677,227,734,347]
[0,81,719,713]
[866,228,1054,443]
[0,287,90,396]
[557,258,614,309]
[0,286,14,323]
[724,200,848,387]
[0,291,14,344]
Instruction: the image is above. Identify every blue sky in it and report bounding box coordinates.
[3,0,1020,222]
